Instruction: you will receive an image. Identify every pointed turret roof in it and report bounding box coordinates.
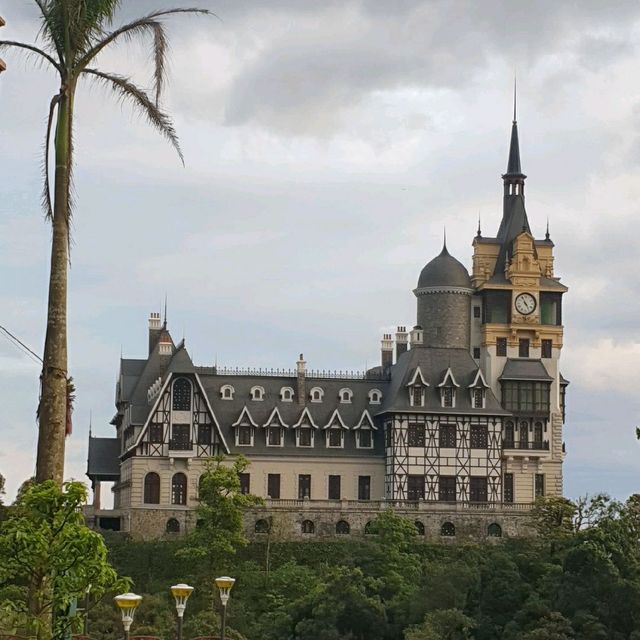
[506,120,522,175]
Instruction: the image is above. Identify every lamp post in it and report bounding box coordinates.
[214,576,235,640]
[170,583,194,640]
[114,592,143,640]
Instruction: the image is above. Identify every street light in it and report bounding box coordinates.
[214,576,235,640]
[170,583,194,640]
[114,592,143,640]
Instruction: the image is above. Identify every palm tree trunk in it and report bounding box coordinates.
[36,87,73,485]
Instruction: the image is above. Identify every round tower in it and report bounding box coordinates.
[414,242,472,349]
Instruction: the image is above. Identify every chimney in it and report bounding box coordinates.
[396,326,408,359]
[410,325,424,349]
[296,353,306,405]
[381,334,393,369]
[148,312,162,354]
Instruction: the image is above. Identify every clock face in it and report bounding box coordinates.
[515,292,537,315]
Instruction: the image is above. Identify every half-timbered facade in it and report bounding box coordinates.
[86,111,568,541]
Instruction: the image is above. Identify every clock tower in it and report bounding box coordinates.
[469,110,568,503]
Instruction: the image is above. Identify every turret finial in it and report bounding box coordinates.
[513,72,517,123]
[477,211,482,238]
[163,294,168,328]
[545,218,550,240]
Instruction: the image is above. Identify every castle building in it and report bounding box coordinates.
[86,112,568,541]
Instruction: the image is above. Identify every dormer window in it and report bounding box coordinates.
[339,388,353,404]
[327,427,343,448]
[368,389,382,405]
[357,428,373,449]
[237,424,253,446]
[297,425,314,447]
[407,366,429,408]
[441,386,455,408]
[280,387,294,402]
[411,386,425,407]
[468,369,489,409]
[266,426,283,447]
[473,387,485,409]
[310,387,324,403]
[220,384,235,400]
[250,386,265,401]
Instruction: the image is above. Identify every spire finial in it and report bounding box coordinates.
[443,226,447,250]
[513,72,517,123]
[545,218,550,240]
[89,409,92,437]
[163,294,168,328]
[477,211,482,237]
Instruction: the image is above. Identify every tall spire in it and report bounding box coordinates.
[506,77,522,176]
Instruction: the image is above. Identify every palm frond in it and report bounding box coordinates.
[32,0,66,66]
[77,9,216,101]
[81,68,183,164]
[0,40,61,72]
[42,93,62,220]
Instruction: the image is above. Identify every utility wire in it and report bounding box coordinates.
[0,323,43,364]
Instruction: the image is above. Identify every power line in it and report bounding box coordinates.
[0,323,43,364]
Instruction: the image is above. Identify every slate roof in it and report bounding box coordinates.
[380,348,509,416]
[417,244,471,289]
[499,359,553,382]
[87,437,120,480]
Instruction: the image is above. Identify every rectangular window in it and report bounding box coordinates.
[412,386,423,406]
[469,477,488,502]
[496,337,507,357]
[535,474,545,498]
[170,424,191,450]
[540,293,562,326]
[408,423,425,447]
[328,428,343,447]
[386,425,392,447]
[328,475,341,500]
[519,338,530,358]
[473,388,484,408]
[442,387,454,407]
[358,429,372,448]
[197,424,212,445]
[358,475,371,501]
[483,291,511,324]
[473,305,481,318]
[439,424,456,448]
[504,473,514,503]
[502,382,550,413]
[298,427,312,447]
[237,425,252,445]
[541,339,553,358]
[298,474,311,499]
[267,426,282,446]
[473,347,481,359]
[407,475,425,501]
[238,473,250,495]
[267,473,281,499]
[470,424,488,449]
[149,423,163,444]
[439,476,456,502]
[519,420,529,447]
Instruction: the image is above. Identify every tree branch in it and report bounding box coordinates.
[0,40,61,71]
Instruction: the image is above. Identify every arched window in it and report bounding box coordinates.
[505,421,514,447]
[519,420,529,447]
[368,389,382,404]
[415,521,425,536]
[171,472,187,505]
[310,387,324,403]
[172,378,192,411]
[534,421,543,446]
[301,520,315,534]
[339,388,353,404]
[488,523,502,538]
[166,518,180,533]
[441,522,456,537]
[364,521,376,535]
[336,520,350,535]
[255,519,270,534]
[251,386,265,401]
[280,387,294,402]
[220,385,234,400]
[143,472,160,504]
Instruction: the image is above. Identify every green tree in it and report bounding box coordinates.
[529,496,577,540]
[404,609,476,640]
[0,473,5,505]
[0,480,127,640]
[181,455,263,573]
[517,612,574,639]
[0,0,212,485]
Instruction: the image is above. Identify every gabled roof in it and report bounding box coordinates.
[437,367,459,388]
[233,406,258,427]
[406,365,429,387]
[263,407,289,428]
[324,408,349,430]
[468,368,490,388]
[354,409,377,430]
[292,406,319,429]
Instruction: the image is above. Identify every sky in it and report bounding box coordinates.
[0,0,639,504]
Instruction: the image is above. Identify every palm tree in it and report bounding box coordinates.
[0,1,212,485]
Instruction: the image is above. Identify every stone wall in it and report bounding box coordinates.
[417,292,471,349]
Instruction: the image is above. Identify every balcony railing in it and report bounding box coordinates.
[169,439,193,451]
[503,440,549,450]
[258,499,534,512]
